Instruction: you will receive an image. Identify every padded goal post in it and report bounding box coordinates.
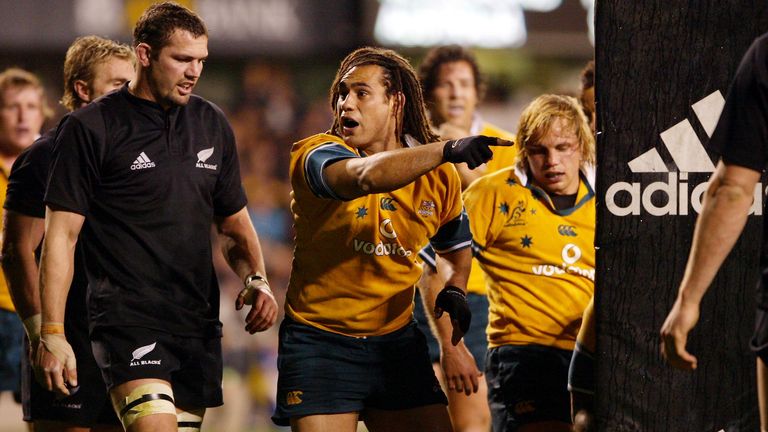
[596,2,768,430]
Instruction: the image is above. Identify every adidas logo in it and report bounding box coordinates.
[130,152,156,170]
[605,91,763,217]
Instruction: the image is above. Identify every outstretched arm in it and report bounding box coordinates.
[36,207,84,395]
[660,161,760,369]
[324,136,511,200]
[215,207,277,334]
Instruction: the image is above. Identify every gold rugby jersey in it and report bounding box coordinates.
[287,133,470,336]
[0,165,14,312]
[465,119,517,295]
[464,166,595,350]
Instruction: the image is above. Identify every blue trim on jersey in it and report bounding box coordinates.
[525,171,594,216]
[418,245,438,271]
[470,239,484,257]
[304,143,357,200]
[430,208,472,254]
[567,341,595,395]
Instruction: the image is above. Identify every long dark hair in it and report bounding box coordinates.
[329,47,439,145]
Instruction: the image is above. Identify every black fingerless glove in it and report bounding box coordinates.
[442,135,496,169]
[435,285,472,334]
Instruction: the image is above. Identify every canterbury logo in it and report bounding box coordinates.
[557,225,577,236]
[605,91,764,217]
[380,197,397,211]
[130,152,155,170]
[131,342,156,361]
[286,390,303,405]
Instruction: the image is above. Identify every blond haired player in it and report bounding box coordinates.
[465,94,595,432]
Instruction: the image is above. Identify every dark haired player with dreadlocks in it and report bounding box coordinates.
[34,3,276,432]
[273,46,511,431]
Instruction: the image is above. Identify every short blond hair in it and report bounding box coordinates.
[515,94,595,172]
[0,67,52,119]
[61,36,136,111]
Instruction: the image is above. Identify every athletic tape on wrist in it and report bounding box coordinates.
[22,314,42,341]
[41,322,65,335]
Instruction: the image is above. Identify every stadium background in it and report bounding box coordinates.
[0,1,592,431]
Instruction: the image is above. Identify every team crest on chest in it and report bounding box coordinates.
[503,200,527,227]
[417,200,435,217]
[195,147,218,171]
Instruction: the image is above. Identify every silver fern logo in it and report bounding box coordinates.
[196,147,217,170]
[129,342,162,367]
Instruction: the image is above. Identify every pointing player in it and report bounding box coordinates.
[272,46,511,431]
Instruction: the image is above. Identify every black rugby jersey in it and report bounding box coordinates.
[45,85,246,337]
[708,32,768,296]
[5,126,93,349]
[708,32,768,172]
[6,128,56,219]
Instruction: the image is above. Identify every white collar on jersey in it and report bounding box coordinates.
[513,163,597,191]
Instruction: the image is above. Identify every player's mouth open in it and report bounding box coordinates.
[341,117,359,131]
[178,83,194,94]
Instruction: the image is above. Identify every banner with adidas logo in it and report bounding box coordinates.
[605,90,764,217]
[595,2,767,430]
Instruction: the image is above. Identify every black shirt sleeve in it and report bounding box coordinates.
[212,110,247,217]
[708,34,768,172]
[4,131,54,218]
[44,111,105,215]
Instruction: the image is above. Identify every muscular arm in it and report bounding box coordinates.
[419,248,471,346]
[1,211,44,319]
[418,248,480,394]
[37,207,84,394]
[660,161,760,369]
[40,208,84,324]
[215,207,267,282]
[215,207,277,333]
[324,135,511,200]
[324,140,447,200]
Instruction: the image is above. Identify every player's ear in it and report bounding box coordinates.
[73,80,91,105]
[135,43,152,67]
